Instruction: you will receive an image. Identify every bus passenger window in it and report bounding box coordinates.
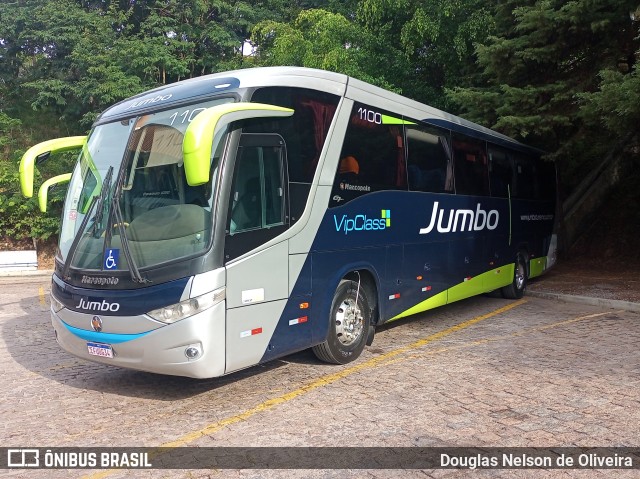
[249,87,340,223]
[228,134,286,235]
[538,160,557,201]
[225,134,289,262]
[452,136,489,196]
[406,125,453,193]
[488,147,514,198]
[514,156,538,199]
[330,102,407,206]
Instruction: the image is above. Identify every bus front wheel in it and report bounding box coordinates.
[313,279,370,364]
[502,253,528,299]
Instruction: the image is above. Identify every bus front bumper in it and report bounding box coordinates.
[51,302,226,379]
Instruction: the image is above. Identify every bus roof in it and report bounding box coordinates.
[95,66,539,155]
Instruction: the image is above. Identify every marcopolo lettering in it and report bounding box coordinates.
[75,298,121,312]
[81,275,119,286]
[419,201,499,235]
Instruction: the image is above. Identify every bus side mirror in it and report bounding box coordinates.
[182,102,294,186]
[19,136,86,197]
[38,173,72,212]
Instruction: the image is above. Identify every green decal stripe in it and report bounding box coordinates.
[528,256,547,279]
[381,115,416,125]
[390,264,516,322]
[390,290,447,322]
[481,263,516,292]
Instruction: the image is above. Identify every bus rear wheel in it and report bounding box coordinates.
[502,253,528,299]
[313,279,370,364]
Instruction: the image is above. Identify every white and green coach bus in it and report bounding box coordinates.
[20,67,557,378]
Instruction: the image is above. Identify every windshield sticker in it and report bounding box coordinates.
[104,249,119,271]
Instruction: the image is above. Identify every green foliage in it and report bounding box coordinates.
[252,8,407,91]
[357,0,494,109]
[579,65,640,134]
[0,161,63,241]
[0,110,72,240]
[448,0,640,166]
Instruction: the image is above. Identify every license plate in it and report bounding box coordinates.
[87,342,113,359]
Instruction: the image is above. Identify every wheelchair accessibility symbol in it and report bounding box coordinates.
[104,249,119,270]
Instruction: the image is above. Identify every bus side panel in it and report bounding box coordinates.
[258,253,314,363]
[396,241,450,319]
[297,191,515,325]
[258,191,553,364]
[309,250,386,345]
[510,198,555,266]
[225,241,292,373]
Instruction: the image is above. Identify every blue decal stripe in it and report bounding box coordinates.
[61,320,152,344]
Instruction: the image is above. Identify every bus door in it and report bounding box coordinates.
[223,133,295,373]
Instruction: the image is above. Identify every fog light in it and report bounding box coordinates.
[185,346,201,360]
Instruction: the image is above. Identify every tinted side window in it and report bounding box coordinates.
[452,136,489,196]
[537,160,557,201]
[249,87,340,222]
[488,147,514,198]
[330,103,407,206]
[514,155,538,199]
[229,135,285,234]
[406,125,453,193]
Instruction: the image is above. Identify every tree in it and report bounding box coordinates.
[356,0,494,109]
[251,8,409,91]
[579,3,640,138]
[447,0,639,171]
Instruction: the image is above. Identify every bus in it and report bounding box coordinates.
[19,67,557,378]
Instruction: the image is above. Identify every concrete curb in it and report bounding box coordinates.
[0,269,54,279]
[528,290,640,313]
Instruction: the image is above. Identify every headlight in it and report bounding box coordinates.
[50,292,65,313]
[147,287,225,324]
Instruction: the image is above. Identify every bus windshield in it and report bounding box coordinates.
[60,97,233,273]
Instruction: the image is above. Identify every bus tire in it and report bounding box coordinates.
[313,279,370,364]
[502,253,528,299]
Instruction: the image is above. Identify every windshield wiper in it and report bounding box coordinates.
[61,166,114,280]
[91,166,113,237]
[109,169,149,284]
[110,194,148,284]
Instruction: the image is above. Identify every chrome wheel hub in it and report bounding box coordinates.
[515,263,525,290]
[335,297,364,346]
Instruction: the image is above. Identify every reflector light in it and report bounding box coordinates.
[240,327,263,338]
[289,316,308,326]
